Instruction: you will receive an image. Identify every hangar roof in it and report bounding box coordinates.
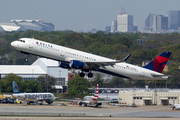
[0,65,46,74]
[32,58,59,67]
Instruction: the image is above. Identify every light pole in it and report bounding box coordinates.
[59,71,61,93]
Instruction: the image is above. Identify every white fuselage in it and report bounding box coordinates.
[12,93,55,101]
[83,96,98,105]
[11,38,166,80]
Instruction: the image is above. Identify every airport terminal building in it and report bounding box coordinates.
[119,88,180,106]
[0,58,68,92]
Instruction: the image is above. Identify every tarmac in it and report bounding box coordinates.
[0,102,179,119]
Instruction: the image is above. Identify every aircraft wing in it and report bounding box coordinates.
[81,101,90,104]
[84,54,131,67]
[66,54,131,69]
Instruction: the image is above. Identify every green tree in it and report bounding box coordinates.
[92,73,104,87]
[116,37,134,48]
[1,73,22,92]
[21,80,42,92]
[67,75,91,98]
[0,73,42,93]
[36,74,56,92]
[110,76,125,88]
[169,70,180,88]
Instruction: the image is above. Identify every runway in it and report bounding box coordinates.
[0,103,179,118]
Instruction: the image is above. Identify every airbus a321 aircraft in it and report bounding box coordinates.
[78,83,102,107]
[12,81,56,105]
[11,38,171,80]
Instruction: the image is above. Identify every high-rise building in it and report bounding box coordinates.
[145,13,168,32]
[117,7,133,32]
[105,26,111,32]
[168,10,180,30]
[111,20,117,33]
[157,15,168,31]
[144,13,155,31]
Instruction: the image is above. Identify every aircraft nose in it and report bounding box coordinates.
[11,41,17,48]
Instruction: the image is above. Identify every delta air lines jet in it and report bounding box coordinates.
[11,38,171,80]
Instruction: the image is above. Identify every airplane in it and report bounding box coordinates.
[78,83,102,107]
[172,100,180,110]
[12,81,56,105]
[11,38,171,80]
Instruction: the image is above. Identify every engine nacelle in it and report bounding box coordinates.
[78,101,82,106]
[59,62,70,69]
[45,99,53,104]
[69,60,85,69]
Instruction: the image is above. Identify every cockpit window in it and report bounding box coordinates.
[17,40,25,43]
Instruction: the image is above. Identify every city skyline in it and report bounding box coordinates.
[1,0,180,31]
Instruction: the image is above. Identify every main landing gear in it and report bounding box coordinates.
[79,72,93,78]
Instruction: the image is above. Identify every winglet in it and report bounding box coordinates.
[13,81,21,94]
[123,54,131,62]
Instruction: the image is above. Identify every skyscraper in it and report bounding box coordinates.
[168,10,180,30]
[157,15,168,31]
[111,20,117,33]
[117,7,133,32]
[145,13,154,31]
[145,13,168,32]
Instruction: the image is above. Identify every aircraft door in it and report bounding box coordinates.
[29,40,34,49]
[29,40,36,53]
[60,48,65,57]
[140,70,145,77]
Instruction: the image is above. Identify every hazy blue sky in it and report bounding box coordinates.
[1,0,180,31]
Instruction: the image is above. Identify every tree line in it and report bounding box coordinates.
[0,74,57,93]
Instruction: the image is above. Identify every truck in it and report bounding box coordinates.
[7,96,14,103]
[2,96,8,103]
[0,95,2,103]
[2,94,14,104]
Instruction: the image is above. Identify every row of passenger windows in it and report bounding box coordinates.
[37,44,59,52]
[65,51,96,61]
[115,65,138,72]
[17,40,25,43]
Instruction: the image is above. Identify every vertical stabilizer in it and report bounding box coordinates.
[94,83,99,98]
[143,51,171,73]
[13,81,21,93]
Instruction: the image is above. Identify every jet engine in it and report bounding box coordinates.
[69,60,85,69]
[45,99,53,105]
[78,101,82,106]
[59,62,70,69]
